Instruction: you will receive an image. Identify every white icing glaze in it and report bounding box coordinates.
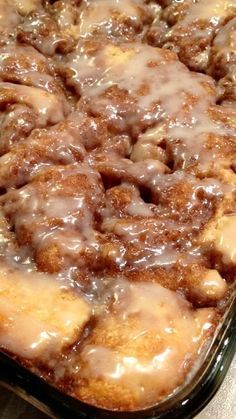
[1,165,104,270]
[18,10,73,56]
[80,280,216,406]
[78,0,149,39]
[63,42,235,167]
[0,104,37,154]
[51,0,78,33]
[182,0,236,26]
[198,269,228,300]
[104,217,180,267]
[213,17,236,48]
[214,214,236,263]
[65,42,212,111]
[0,0,20,31]
[0,82,69,125]
[0,44,58,93]
[12,0,41,15]
[0,1,232,409]
[100,171,226,268]
[126,199,153,217]
[0,263,91,358]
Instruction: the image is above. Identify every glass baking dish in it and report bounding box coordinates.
[0,292,235,419]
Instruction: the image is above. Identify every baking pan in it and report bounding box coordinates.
[0,293,235,419]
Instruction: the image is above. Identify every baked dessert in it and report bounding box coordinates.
[146,0,236,71]
[0,0,235,412]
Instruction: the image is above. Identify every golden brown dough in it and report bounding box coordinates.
[74,280,217,410]
[17,8,75,55]
[76,0,154,41]
[1,164,105,273]
[208,17,236,105]
[0,110,131,188]
[0,262,91,359]
[60,41,236,179]
[0,43,70,154]
[147,0,236,72]
[0,0,234,413]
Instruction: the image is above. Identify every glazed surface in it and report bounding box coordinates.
[0,0,235,412]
